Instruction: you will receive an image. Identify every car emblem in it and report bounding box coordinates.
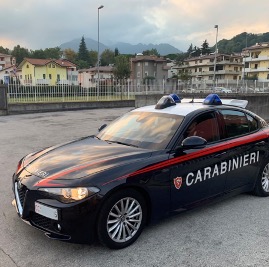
[174,177,183,190]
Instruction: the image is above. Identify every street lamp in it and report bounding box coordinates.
[97,5,104,99]
[213,25,218,89]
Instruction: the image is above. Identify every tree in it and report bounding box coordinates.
[11,45,30,64]
[0,46,10,54]
[88,50,98,67]
[201,40,211,55]
[101,49,115,66]
[190,46,201,57]
[142,48,160,57]
[77,36,90,63]
[113,55,131,80]
[187,44,193,55]
[175,52,188,66]
[44,47,62,59]
[30,49,46,59]
[114,48,119,57]
[63,48,77,63]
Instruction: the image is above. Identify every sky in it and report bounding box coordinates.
[1,0,269,52]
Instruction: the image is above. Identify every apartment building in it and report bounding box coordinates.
[78,66,114,88]
[177,54,243,89]
[243,42,269,82]
[0,53,17,84]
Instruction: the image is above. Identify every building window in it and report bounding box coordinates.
[49,74,52,79]
[57,74,60,81]
[43,74,46,79]
[199,68,202,72]
[145,72,148,76]
[254,64,258,69]
[233,76,237,80]
[199,60,202,63]
[137,63,140,67]
[145,62,148,66]
[26,64,29,68]
[137,72,140,78]
[267,74,269,79]
[52,64,56,68]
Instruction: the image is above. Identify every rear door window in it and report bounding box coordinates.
[220,110,250,138]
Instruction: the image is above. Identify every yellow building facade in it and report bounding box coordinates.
[243,43,269,82]
[19,58,77,85]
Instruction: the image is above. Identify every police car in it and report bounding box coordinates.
[12,94,269,249]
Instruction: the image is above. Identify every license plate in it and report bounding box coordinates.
[35,202,58,220]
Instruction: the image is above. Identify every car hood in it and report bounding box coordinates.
[23,137,152,187]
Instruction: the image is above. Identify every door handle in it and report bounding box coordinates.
[214,151,227,158]
[256,141,265,146]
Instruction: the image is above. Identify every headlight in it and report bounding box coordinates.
[38,187,100,202]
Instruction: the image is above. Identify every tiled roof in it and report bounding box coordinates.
[79,66,114,73]
[243,42,269,51]
[131,55,167,63]
[22,58,76,67]
[0,53,11,57]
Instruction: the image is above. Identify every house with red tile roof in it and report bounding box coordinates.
[18,58,78,86]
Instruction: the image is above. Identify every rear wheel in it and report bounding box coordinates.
[253,161,269,197]
[97,189,147,249]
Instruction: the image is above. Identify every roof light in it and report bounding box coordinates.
[155,95,176,109]
[169,94,181,103]
[203,94,222,105]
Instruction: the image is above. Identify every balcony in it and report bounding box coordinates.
[245,67,269,73]
[244,56,269,62]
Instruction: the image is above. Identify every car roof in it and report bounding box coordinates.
[133,95,248,117]
[134,102,208,116]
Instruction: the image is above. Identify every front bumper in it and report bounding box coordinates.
[12,175,100,244]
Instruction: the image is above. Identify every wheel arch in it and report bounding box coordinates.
[96,184,152,228]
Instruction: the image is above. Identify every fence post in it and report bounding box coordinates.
[0,84,8,115]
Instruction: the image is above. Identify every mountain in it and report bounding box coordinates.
[59,37,182,55]
[216,32,269,54]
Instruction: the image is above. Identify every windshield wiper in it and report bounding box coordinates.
[105,140,138,148]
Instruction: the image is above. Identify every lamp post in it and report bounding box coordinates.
[97,5,104,100]
[213,25,218,89]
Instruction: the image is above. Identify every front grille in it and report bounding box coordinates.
[17,185,27,208]
[31,213,66,235]
[31,213,53,230]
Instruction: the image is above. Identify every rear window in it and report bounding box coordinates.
[220,110,254,138]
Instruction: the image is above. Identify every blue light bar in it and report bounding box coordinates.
[169,94,181,103]
[203,94,222,105]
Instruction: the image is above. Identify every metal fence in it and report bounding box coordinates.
[7,79,269,103]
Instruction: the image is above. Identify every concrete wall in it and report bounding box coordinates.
[0,85,8,115]
[135,93,269,121]
[7,100,135,115]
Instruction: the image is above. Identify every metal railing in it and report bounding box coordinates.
[6,78,269,103]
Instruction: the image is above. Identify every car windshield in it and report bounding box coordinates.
[97,111,184,150]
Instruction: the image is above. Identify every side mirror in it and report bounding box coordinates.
[181,136,207,149]
[98,124,107,132]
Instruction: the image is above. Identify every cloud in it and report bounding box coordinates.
[0,0,269,52]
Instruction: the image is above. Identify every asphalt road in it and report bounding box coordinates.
[1,108,269,267]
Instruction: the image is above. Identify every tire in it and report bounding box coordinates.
[253,161,269,197]
[97,189,147,249]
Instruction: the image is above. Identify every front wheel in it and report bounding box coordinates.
[253,161,269,197]
[97,189,147,249]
